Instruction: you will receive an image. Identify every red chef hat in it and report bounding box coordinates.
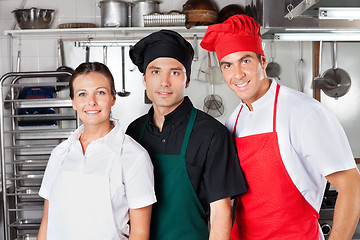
[200,14,264,62]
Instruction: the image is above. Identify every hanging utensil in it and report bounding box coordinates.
[117,46,130,97]
[204,52,224,85]
[193,34,198,61]
[203,52,224,118]
[313,41,325,89]
[103,46,108,65]
[296,41,306,92]
[56,39,74,87]
[321,41,351,99]
[128,45,136,72]
[85,46,90,62]
[266,41,281,80]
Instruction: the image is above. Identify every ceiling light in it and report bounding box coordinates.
[274,32,360,41]
[318,7,360,20]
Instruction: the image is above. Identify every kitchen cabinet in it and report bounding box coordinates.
[0,71,79,240]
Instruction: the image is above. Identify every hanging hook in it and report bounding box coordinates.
[286,4,294,20]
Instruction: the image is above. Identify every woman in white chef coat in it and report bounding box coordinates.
[37,62,156,240]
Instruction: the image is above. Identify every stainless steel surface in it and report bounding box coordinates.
[11,129,74,140]
[247,0,360,37]
[1,71,79,239]
[9,98,72,109]
[13,113,76,121]
[98,0,128,27]
[12,8,55,29]
[131,0,160,27]
[143,12,186,27]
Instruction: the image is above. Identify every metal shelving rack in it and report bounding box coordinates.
[0,71,79,240]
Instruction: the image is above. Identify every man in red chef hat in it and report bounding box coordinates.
[201,14,360,240]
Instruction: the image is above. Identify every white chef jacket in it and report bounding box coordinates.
[39,120,156,238]
[226,79,356,213]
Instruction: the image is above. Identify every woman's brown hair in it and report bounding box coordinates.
[69,62,116,99]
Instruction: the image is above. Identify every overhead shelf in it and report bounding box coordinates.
[4,26,209,39]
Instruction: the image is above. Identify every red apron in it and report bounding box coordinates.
[231,84,320,240]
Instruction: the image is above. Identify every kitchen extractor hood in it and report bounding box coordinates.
[246,0,360,40]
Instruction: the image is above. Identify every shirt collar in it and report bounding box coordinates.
[242,79,277,111]
[147,96,193,128]
[69,121,124,145]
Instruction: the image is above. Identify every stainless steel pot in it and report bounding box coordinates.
[131,0,160,27]
[98,0,129,27]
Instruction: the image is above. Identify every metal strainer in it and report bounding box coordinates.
[203,52,224,118]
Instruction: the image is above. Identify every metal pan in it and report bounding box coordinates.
[321,42,351,99]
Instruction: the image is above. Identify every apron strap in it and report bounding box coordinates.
[139,119,147,142]
[273,84,280,132]
[233,105,243,138]
[232,83,281,136]
[180,108,197,155]
[138,108,197,156]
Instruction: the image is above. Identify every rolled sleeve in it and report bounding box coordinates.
[123,138,156,209]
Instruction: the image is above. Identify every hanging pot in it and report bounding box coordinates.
[321,42,351,99]
[131,0,160,27]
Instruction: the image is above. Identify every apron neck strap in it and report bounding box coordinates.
[138,107,197,156]
[232,83,281,136]
[233,105,243,138]
[180,108,197,155]
[139,119,147,142]
[273,84,280,132]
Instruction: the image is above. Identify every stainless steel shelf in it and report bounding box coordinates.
[7,98,72,108]
[4,26,208,39]
[2,82,69,88]
[9,219,41,229]
[13,113,76,121]
[10,128,74,140]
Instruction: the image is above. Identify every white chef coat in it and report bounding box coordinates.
[226,79,356,213]
[39,120,156,239]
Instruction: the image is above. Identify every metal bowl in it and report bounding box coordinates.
[12,7,55,29]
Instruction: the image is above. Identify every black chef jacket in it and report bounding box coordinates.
[126,96,247,216]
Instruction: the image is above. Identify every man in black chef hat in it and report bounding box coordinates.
[126,29,247,240]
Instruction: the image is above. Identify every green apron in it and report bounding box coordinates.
[139,108,209,240]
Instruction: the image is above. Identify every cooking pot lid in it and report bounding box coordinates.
[132,0,161,3]
[322,68,351,99]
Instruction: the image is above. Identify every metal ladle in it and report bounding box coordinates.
[266,41,281,80]
[296,41,306,92]
[117,46,130,97]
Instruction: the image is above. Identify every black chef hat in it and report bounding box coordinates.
[130,30,194,81]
